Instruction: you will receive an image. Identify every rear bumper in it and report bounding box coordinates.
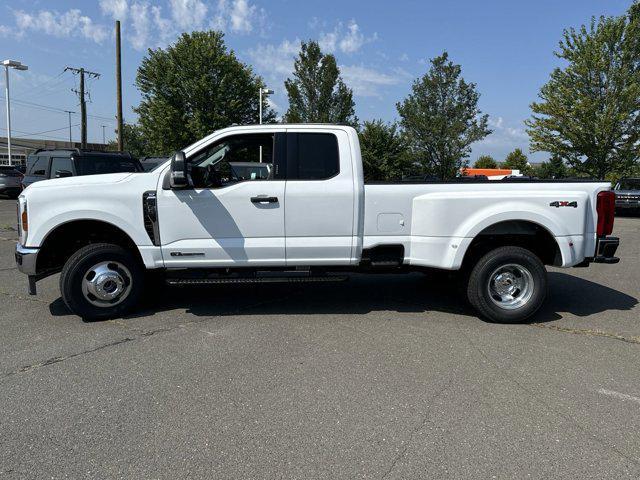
[592,236,620,264]
[15,243,39,275]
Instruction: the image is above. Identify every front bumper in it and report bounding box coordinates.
[15,243,39,275]
[593,236,620,264]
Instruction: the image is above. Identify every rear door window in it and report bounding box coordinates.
[50,157,74,178]
[287,133,339,180]
[28,156,49,177]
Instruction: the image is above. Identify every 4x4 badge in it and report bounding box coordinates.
[549,201,578,208]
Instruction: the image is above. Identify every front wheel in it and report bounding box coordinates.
[466,246,547,323]
[60,243,144,320]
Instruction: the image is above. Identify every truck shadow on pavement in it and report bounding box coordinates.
[49,271,638,324]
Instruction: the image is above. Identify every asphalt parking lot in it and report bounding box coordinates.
[0,199,639,479]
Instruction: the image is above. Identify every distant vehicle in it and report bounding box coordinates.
[139,157,169,172]
[22,149,143,189]
[0,165,23,198]
[614,177,640,213]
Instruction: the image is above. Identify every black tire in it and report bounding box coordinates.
[466,246,547,323]
[59,243,144,320]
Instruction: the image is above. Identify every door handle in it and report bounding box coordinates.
[250,196,278,204]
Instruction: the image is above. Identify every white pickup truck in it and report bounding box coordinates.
[15,124,620,322]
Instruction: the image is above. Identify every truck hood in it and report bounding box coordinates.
[24,172,136,190]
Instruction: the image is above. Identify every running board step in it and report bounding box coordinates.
[166,275,349,286]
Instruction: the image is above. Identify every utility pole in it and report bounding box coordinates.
[101,125,106,145]
[65,66,100,149]
[115,20,124,152]
[64,110,75,145]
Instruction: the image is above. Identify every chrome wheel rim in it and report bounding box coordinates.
[81,261,132,308]
[487,263,534,310]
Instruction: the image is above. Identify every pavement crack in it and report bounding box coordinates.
[1,336,136,380]
[530,323,640,345]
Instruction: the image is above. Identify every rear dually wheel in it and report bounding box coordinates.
[467,246,547,323]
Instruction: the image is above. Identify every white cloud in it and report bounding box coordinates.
[213,0,264,34]
[248,38,300,80]
[99,0,129,21]
[129,2,151,50]
[476,116,528,150]
[14,9,108,43]
[399,53,409,62]
[340,64,401,98]
[319,19,376,54]
[319,30,338,53]
[169,0,208,29]
[0,25,11,37]
[339,20,371,53]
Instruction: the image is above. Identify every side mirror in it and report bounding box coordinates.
[55,169,73,178]
[169,151,191,188]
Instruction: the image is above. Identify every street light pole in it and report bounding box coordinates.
[2,60,28,167]
[65,110,75,145]
[4,66,10,166]
[258,87,274,125]
[258,87,274,163]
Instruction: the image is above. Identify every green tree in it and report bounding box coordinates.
[359,120,410,181]
[474,155,498,169]
[397,52,491,179]
[134,31,273,155]
[108,123,148,158]
[503,148,531,173]
[284,41,357,125]
[525,5,640,179]
[538,155,568,179]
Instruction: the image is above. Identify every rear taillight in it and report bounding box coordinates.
[596,191,615,236]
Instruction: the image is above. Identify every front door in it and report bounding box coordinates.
[158,131,286,267]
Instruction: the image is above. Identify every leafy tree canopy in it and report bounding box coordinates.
[284,41,357,126]
[474,155,498,169]
[503,148,530,173]
[359,120,411,181]
[134,31,273,156]
[526,4,640,179]
[397,52,491,179]
[537,155,568,179]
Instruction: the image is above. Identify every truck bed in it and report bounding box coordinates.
[362,181,610,270]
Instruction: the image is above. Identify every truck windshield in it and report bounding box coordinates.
[76,156,141,175]
[617,179,640,190]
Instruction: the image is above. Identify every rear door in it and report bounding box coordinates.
[23,155,49,187]
[284,129,355,265]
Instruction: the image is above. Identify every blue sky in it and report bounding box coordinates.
[0,0,633,162]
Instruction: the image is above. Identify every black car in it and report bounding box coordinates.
[614,177,640,214]
[139,156,169,172]
[22,149,143,189]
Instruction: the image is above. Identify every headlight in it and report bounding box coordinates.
[17,196,27,245]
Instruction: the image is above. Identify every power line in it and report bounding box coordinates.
[0,126,77,141]
[0,95,116,122]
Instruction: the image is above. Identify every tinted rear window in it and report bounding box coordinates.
[76,156,140,175]
[27,156,49,176]
[295,133,339,180]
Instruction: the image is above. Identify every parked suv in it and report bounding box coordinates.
[22,149,142,189]
[614,177,640,214]
[0,165,24,198]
